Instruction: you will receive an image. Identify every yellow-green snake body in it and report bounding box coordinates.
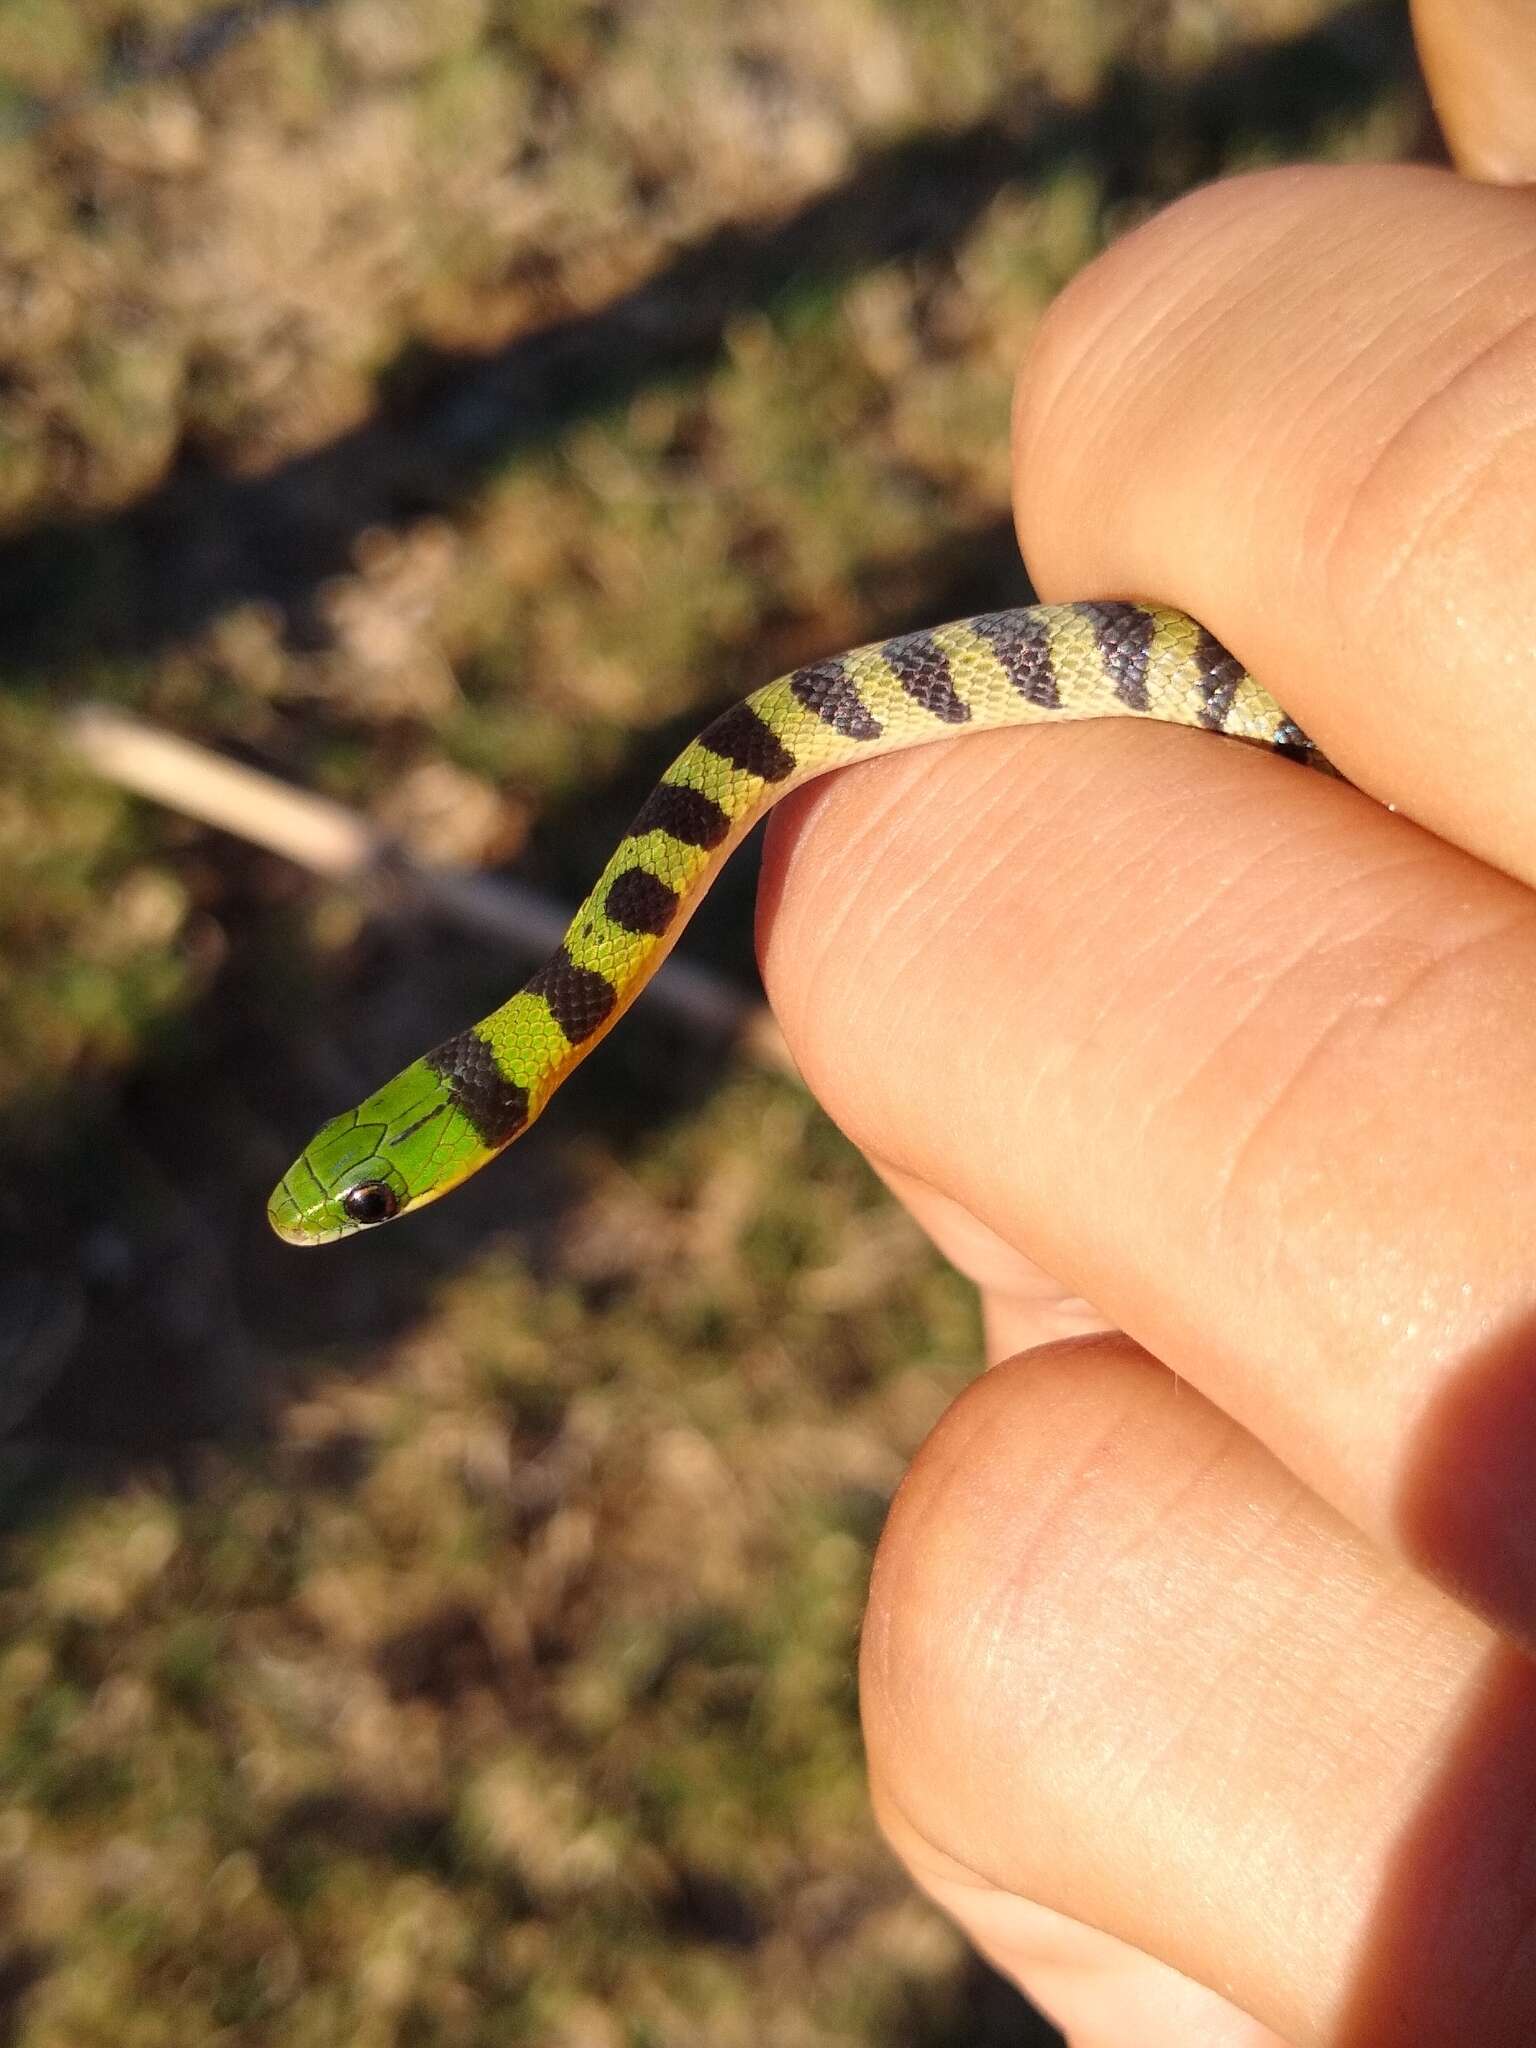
[269,602,1329,1244]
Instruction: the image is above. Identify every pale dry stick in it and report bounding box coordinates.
[64,703,792,1068]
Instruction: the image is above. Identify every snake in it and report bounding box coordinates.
[268,601,1333,1244]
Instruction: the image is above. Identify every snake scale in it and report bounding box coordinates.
[269,600,1332,1244]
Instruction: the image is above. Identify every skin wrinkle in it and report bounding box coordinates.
[1095,1655,1273,1931]
[1202,1124,1439,1426]
[923,755,1341,1241]
[1121,812,1320,998]
[1123,1500,1456,2033]
[1284,288,1477,572]
[858,858,1006,1102]
[911,748,1149,1014]
[1192,860,1377,1012]
[878,1364,1149,1802]
[1055,189,1256,402]
[790,741,1046,1023]
[1093,255,1258,437]
[1357,1592,1483,1764]
[1240,181,1493,422]
[886,744,1051,956]
[1240,1552,1409,1797]
[1288,217,1526,480]
[1079,1398,1249,1602]
[1426,412,1536,578]
[1168,882,1486,1244]
[1301,916,1536,1231]
[920,1377,1248,1802]
[832,867,954,1070]
[1318,315,1536,708]
[1052,811,1375,1199]
[1329,1626,1474,1891]
[1349,896,1536,1023]
[1020,182,1380,586]
[1353,413,1536,675]
[1099,1470,1328,1839]
[1025,178,1329,490]
[1001,740,1252,988]
[1187,239,1356,445]
[1325,308,1536,635]
[1002,743,1194,954]
[1090,820,1532,1393]
[1105,1499,1310,1769]
[1316,1573,1465,1845]
[944,772,1226,1191]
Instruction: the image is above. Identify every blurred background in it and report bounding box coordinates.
[0,3,1423,2041]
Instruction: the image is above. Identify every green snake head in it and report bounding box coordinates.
[268,1036,521,1244]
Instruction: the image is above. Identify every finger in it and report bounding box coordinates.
[1412,0,1536,182]
[756,717,1536,1647]
[862,1337,1535,2048]
[1014,163,1536,891]
[877,1816,1291,2048]
[868,1157,1114,1364]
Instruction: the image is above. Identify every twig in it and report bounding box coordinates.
[64,704,792,1069]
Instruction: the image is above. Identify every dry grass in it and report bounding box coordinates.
[4,1071,988,2045]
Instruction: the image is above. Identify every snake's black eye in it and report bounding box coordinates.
[342,1181,400,1227]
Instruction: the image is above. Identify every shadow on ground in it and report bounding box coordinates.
[3,1,1414,675]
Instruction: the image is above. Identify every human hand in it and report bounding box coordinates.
[757,8,1536,2043]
